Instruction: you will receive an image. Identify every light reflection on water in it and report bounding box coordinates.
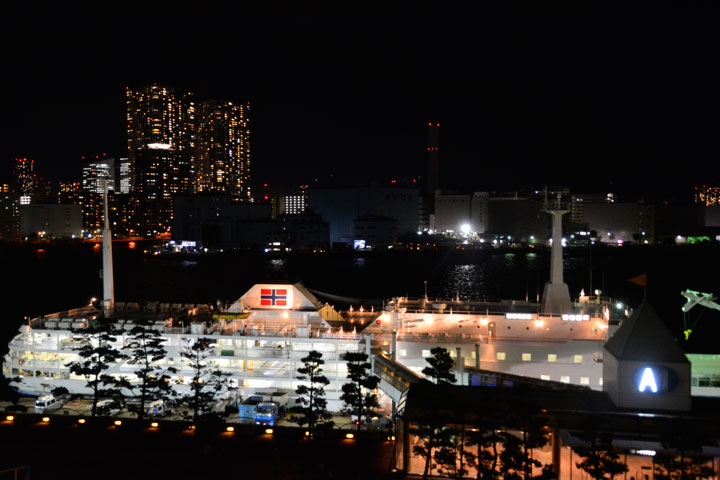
[267,258,286,272]
[435,265,485,301]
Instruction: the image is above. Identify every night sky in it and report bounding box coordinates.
[3,7,719,199]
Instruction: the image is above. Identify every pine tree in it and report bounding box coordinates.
[66,322,128,419]
[411,414,454,480]
[467,413,503,480]
[422,346,457,384]
[572,417,628,480]
[291,350,333,434]
[340,351,380,431]
[654,453,715,480]
[434,423,477,480]
[179,337,235,426]
[125,321,177,423]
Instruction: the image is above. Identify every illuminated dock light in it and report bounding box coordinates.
[42,417,50,423]
[305,431,311,437]
[114,420,122,426]
[265,428,274,435]
[631,449,656,456]
[5,415,14,421]
[78,418,86,424]
[534,319,545,328]
[345,433,355,439]
[226,426,235,432]
[150,422,159,428]
[506,313,532,320]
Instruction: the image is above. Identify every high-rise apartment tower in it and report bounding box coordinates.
[126,85,196,235]
[196,101,251,200]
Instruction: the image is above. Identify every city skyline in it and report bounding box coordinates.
[3,8,720,199]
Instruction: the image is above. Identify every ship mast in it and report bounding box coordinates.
[102,177,115,314]
[541,191,571,314]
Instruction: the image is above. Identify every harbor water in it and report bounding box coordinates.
[2,242,719,353]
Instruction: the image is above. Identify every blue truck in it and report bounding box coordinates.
[238,392,289,426]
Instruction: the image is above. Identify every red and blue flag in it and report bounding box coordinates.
[260,288,287,306]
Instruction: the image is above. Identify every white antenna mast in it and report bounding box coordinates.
[102,177,114,314]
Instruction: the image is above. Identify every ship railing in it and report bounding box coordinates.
[30,360,59,369]
[396,333,485,343]
[163,326,190,334]
[214,348,346,361]
[318,333,362,340]
[225,348,294,359]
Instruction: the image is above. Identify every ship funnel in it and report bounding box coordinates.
[102,177,114,314]
[541,192,571,314]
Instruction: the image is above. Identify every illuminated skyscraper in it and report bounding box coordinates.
[82,157,115,194]
[126,85,196,235]
[13,157,37,203]
[118,157,131,194]
[196,101,251,200]
[694,185,720,206]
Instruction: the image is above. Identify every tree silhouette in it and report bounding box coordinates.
[411,414,454,480]
[178,337,235,426]
[340,351,380,431]
[422,346,457,384]
[654,453,715,480]
[66,322,128,418]
[124,320,177,423]
[571,417,628,480]
[466,413,503,480]
[434,422,477,480]
[291,350,333,434]
[656,418,715,480]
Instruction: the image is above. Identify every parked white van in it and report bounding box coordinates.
[35,395,63,413]
[146,400,166,417]
[95,399,122,415]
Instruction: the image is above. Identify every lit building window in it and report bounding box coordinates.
[580,377,590,385]
[399,349,407,357]
[560,376,570,383]
[574,355,583,363]
[541,375,550,381]
[496,352,506,361]
[422,350,431,358]
[547,354,557,362]
[522,353,531,361]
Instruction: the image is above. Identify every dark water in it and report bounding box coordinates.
[2,243,719,352]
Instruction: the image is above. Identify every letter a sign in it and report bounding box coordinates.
[638,367,658,393]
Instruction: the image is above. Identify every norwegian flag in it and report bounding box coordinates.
[260,288,288,306]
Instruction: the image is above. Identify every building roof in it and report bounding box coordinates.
[604,302,689,363]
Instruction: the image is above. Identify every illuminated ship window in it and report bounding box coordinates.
[580,377,590,385]
[547,354,557,362]
[522,353,531,362]
[422,350,431,358]
[560,376,570,383]
[541,375,550,381]
[496,352,506,361]
[574,355,583,364]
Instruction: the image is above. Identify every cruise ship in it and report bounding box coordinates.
[2,192,639,410]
